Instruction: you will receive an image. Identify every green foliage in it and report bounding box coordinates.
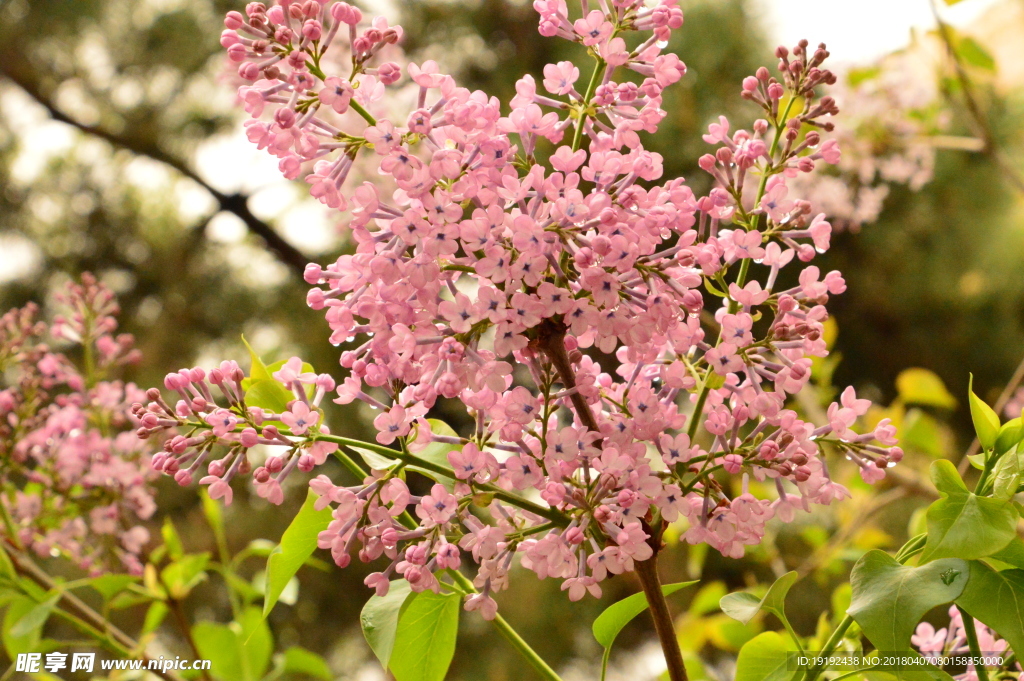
[896,368,957,409]
[954,561,1024,656]
[849,550,969,651]
[192,607,272,681]
[387,591,462,681]
[733,631,796,681]
[921,461,1017,562]
[969,375,1000,452]
[263,490,334,618]
[720,571,797,626]
[361,580,414,670]
[592,581,697,648]
[277,646,333,680]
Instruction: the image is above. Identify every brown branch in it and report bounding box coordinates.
[634,550,689,681]
[533,319,687,680]
[930,0,1024,195]
[5,544,185,681]
[0,62,310,276]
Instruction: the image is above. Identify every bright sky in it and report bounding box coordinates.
[760,0,1002,64]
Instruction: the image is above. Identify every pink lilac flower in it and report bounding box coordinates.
[134,2,899,621]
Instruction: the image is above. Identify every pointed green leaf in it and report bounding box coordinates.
[720,571,798,625]
[733,631,796,681]
[955,561,1024,657]
[957,36,996,72]
[264,490,334,618]
[3,597,44,657]
[969,375,1000,451]
[920,485,1017,562]
[9,593,59,638]
[361,580,413,669]
[88,575,138,602]
[388,590,461,681]
[996,419,1023,454]
[993,447,1024,500]
[160,553,210,599]
[142,601,169,635]
[162,517,184,561]
[242,335,272,382]
[245,378,293,414]
[848,550,968,652]
[237,607,272,680]
[592,581,697,648]
[930,460,968,496]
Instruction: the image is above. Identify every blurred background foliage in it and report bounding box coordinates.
[2,0,1024,678]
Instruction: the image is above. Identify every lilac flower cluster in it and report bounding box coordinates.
[0,275,157,575]
[137,0,903,618]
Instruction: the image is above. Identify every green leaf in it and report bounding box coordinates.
[143,601,169,635]
[192,607,271,681]
[930,459,968,496]
[263,490,333,618]
[996,418,1023,454]
[388,590,461,681]
[896,368,957,409]
[408,419,461,488]
[161,553,210,599]
[955,561,1024,657]
[193,620,242,681]
[733,631,796,681]
[9,593,59,638]
[992,537,1024,569]
[3,597,44,657]
[957,36,996,72]
[202,488,226,544]
[162,517,184,561]
[279,646,332,680]
[361,580,414,669]
[242,335,272,383]
[245,378,294,414]
[720,571,798,625]
[592,581,697,648]
[993,447,1024,500]
[88,575,138,601]
[969,375,1000,451]
[347,444,401,472]
[237,607,272,679]
[920,472,1018,562]
[848,550,969,652]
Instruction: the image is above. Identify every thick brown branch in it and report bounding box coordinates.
[634,551,689,681]
[534,320,687,680]
[533,318,601,433]
[0,62,310,276]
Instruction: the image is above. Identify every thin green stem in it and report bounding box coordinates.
[446,570,563,681]
[571,58,605,152]
[600,646,611,681]
[803,615,852,681]
[349,99,377,126]
[316,434,570,525]
[958,606,990,681]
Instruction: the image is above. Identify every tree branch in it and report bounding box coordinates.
[0,62,310,276]
[929,0,1024,195]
